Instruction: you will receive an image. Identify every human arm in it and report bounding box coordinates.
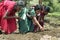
[2,10,21,19]
[32,16,43,29]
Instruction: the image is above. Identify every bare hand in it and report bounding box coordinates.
[40,27,44,31]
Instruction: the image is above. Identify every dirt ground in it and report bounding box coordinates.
[0,16,60,40]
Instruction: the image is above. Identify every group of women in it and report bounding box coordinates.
[0,0,50,34]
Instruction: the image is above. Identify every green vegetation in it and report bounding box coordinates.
[43,0,60,12]
[28,0,60,12]
[48,12,60,17]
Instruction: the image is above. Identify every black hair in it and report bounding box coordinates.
[16,1,25,7]
[13,1,25,10]
[44,6,50,12]
[34,5,42,11]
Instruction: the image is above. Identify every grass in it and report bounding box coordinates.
[47,12,60,17]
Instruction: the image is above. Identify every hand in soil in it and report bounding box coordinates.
[40,27,44,31]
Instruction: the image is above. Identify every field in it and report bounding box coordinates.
[0,12,60,40]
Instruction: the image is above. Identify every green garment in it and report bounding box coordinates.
[18,7,36,33]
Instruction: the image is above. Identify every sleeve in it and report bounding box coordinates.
[30,8,36,17]
[18,7,28,20]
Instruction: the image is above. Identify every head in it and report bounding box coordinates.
[44,6,50,15]
[14,1,25,12]
[34,5,42,14]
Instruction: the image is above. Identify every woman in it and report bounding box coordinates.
[34,5,50,32]
[33,5,43,32]
[0,0,14,34]
[0,1,22,34]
